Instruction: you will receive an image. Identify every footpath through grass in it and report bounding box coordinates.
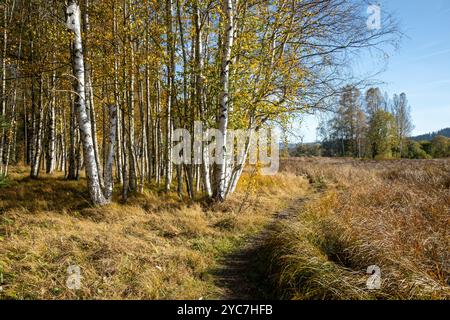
[0,166,308,299]
[261,158,450,300]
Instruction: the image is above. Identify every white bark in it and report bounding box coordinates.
[4,68,18,177]
[128,37,137,191]
[216,0,234,201]
[104,105,117,200]
[138,79,146,193]
[30,77,44,178]
[145,62,153,183]
[47,69,57,174]
[194,3,212,198]
[59,105,67,174]
[67,1,107,205]
[165,0,175,191]
[155,78,162,186]
[112,3,123,184]
[83,0,102,184]
[226,125,254,197]
[0,6,7,174]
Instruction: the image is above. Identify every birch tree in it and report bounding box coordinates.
[216,0,234,201]
[66,0,112,205]
[165,0,175,192]
[0,3,7,175]
[392,93,413,156]
[0,0,399,204]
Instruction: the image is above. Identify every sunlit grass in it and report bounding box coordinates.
[0,167,308,299]
[264,158,450,300]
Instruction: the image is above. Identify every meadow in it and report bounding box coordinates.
[0,165,308,299]
[269,158,449,299]
[0,158,448,300]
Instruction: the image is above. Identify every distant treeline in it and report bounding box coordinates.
[411,128,450,142]
[289,86,450,159]
[290,136,450,159]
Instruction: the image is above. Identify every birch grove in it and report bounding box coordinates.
[0,0,398,205]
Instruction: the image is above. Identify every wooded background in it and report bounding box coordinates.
[0,0,398,204]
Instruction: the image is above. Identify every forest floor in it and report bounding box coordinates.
[0,158,449,300]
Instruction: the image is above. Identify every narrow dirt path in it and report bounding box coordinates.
[212,196,312,300]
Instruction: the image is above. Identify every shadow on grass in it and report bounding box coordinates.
[0,175,92,213]
[0,173,204,216]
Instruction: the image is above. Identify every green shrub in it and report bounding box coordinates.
[404,140,431,159]
[430,136,450,158]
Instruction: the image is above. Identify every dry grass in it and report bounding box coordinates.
[265,158,450,299]
[2,159,448,300]
[0,166,308,299]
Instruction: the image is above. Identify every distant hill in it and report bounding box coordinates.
[411,128,450,141]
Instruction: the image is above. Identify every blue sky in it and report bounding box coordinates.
[296,0,450,143]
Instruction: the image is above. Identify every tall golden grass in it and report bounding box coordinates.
[1,159,448,300]
[0,166,308,299]
[265,158,449,299]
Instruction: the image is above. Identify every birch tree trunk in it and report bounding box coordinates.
[59,104,67,174]
[121,102,128,201]
[216,0,234,201]
[4,109,16,175]
[128,37,137,192]
[194,2,212,197]
[3,2,21,175]
[104,105,117,201]
[155,78,162,186]
[46,68,57,174]
[83,0,103,184]
[165,0,175,192]
[112,3,123,184]
[5,27,21,175]
[227,120,254,196]
[67,91,78,180]
[0,5,8,174]
[29,35,36,168]
[66,1,107,205]
[4,70,18,176]
[144,60,153,183]
[138,78,146,193]
[23,91,28,164]
[30,76,44,178]
[176,0,194,199]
